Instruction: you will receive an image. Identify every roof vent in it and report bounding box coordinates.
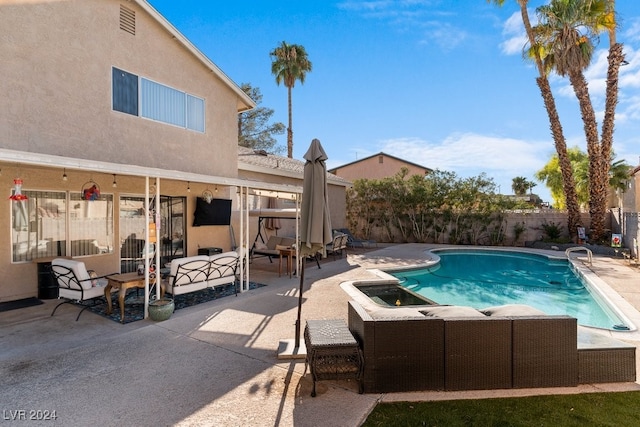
[120,5,135,35]
[254,149,268,156]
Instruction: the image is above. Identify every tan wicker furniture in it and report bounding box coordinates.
[304,319,364,397]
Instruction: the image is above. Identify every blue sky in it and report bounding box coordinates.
[148,0,640,202]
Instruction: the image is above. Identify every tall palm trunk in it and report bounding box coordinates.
[537,77,582,234]
[601,42,624,169]
[519,2,581,236]
[566,41,625,244]
[598,40,625,239]
[593,0,623,242]
[567,70,606,240]
[287,85,293,158]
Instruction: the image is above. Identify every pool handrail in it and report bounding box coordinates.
[565,246,592,266]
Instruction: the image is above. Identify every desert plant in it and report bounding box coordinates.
[540,220,564,241]
[513,221,527,244]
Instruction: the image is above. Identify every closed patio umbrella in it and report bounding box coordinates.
[279,138,332,358]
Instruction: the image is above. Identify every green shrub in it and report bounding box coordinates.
[540,221,564,242]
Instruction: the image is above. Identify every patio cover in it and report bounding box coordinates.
[1,148,302,316]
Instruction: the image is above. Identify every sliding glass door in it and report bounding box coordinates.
[119,195,185,273]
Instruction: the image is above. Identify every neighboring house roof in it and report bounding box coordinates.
[237,146,351,187]
[135,0,254,113]
[328,151,432,174]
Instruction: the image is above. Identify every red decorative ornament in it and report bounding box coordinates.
[81,180,101,201]
[83,184,100,201]
[9,178,28,201]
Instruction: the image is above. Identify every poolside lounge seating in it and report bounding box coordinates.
[333,228,376,249]
[347,299,636,393]
[326,233,348,260]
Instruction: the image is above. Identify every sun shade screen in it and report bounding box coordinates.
[193,198,232,226]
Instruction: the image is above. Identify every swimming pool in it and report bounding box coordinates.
[389,248,631,331]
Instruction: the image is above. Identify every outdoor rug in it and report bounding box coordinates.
[87,281,266,324]
[0,297,43,313]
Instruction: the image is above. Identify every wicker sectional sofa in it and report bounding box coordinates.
[347,299,636,393]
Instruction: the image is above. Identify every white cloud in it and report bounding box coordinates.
[338,133,555,198]
[377,133,545,173]
[500,12,527,56]
[622,17,640,42]
[419,21,468,50]
[337,0,465,50]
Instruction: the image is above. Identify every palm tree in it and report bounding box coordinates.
[511,176,529,196]
[270,41,312,158]
[488,0,581,239]
[533,0,621,242]
[536,147,630,209]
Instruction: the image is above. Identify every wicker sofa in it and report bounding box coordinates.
[347,299,636,393]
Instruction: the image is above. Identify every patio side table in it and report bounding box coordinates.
[304,319,364,397]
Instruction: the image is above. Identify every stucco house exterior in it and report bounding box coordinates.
[328,152,432,181]
[0,0,324,303]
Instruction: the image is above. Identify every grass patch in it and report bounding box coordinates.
[362,391,640,426]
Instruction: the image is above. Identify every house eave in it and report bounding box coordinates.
[0,148,301,194]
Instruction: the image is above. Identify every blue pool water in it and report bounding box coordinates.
[390,249,628,330]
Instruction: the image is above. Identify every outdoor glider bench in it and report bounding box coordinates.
[252,235,321,269]
[251,236,296,261]
[165,251,240,296]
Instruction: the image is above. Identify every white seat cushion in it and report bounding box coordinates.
[52,258,92,290]
[59,284,107,301]
[169,255,209,278]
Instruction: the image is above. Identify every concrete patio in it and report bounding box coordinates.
[1,244,639,426]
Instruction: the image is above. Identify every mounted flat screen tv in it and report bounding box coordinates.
[193,197,232,226]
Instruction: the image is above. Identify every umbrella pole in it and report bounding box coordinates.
[294,258,305,348]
